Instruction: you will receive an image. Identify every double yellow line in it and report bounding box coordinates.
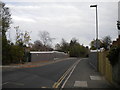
[52,60,80,88]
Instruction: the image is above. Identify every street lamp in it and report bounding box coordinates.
[90,5,99,71]
[90,5,98,50]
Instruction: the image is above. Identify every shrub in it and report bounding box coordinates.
[69,45,88,57]
[107,46,120,66]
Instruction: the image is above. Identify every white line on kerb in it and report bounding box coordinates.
[1,82,9,86]
[61,60,81,89]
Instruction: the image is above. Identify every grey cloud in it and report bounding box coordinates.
[5,1,118,46]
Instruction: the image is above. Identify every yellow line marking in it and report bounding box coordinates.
[52,60,80,88]
[53,66,72,88]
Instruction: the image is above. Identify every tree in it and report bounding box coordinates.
[32,40,44,51]
[90,39,96,50]
[1,2,32,64]
[1,2,11,36]
[10,45,24,63]
[90,39,103,50]
[70,38,79,46]
[60,38,69,53]
[24,31,31,46]
[55,38,89,57]
[38,31,54,47]
[69,38,89,57]
[1,2,12,65]
[102,36,112,50]
[107,46,120,66]
[14,26,31,63]
[14,26,31,47]
[117,21,120,30]
[31,40,53,51]
[55,43,61,51]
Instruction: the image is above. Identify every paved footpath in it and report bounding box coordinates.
[63,58,114,88]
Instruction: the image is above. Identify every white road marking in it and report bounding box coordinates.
[61,65,77,88]
[90,76,103,80]
[1,82,9,86]
[74,81,88,88]
[2,82,24,86]
[61,60,81,88]
[9,82,24,86]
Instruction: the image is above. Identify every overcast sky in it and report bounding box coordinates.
[3,0,119,47]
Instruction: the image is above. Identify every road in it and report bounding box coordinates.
[2,58,79,88]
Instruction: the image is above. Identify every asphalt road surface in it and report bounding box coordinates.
[2,58,79,88]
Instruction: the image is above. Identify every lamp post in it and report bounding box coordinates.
[90,5,99,71]
[90,5,98,50]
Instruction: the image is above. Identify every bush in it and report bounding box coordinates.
[107,46,120,66]
[10,45,24,63]
[69,45,88,57]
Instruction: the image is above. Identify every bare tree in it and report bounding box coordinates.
[38,31,55,47]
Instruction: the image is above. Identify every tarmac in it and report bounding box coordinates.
[1,58,119,88]
[1,58,74,72]
[63,58,115,88]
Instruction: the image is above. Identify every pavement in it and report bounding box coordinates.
[63,58,115,88]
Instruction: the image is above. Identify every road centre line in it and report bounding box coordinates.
[55,60,80,88]
[61,66,76,89]
[52,65,72,88]
[52,59,81,88]
[61,61,80,89]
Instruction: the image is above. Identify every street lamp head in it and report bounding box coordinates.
[90,5,97,7]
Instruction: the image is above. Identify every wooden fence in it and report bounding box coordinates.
[98,51,113,84]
